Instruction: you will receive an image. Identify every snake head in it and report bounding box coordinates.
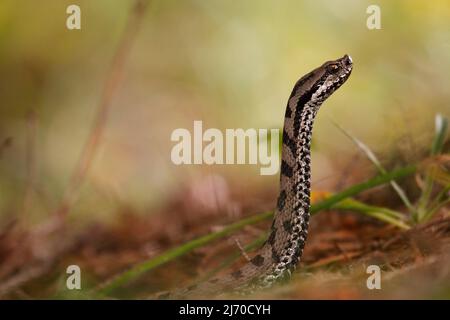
[310,55,353,103]
[288,55,353,110]
[323,54,353,86]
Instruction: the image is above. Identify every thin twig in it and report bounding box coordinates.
[0,0,149,298]
[22,111,37,218]
[233,237,251,262]
[56,0,149,218]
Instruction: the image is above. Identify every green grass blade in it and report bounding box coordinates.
[431,114,448,156]
[422,198,450,223]
[311,165,416,213]
[204,194,413,279]
[96,164,417,295]
[95,211,272,295]
[429,184,450,210]
[417,114,449,222]
[333,198,410,230]
[332,120,414,212]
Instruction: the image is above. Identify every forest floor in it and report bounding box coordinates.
[1,177,449,300]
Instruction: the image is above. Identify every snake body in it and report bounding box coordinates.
[159,55,353,299]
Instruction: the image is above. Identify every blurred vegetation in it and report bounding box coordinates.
[1,0,449,222]
[0,0,449,299]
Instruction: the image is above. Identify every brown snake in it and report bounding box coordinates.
[158,55,353,299]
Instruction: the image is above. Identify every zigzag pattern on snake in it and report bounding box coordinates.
[158,55,353,299]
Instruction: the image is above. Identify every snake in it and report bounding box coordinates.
[158,55,353,299]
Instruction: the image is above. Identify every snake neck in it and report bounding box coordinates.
[258,100,319,286]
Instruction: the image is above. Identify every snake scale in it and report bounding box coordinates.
[158,55,353,299]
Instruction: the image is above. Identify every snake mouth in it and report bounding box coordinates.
[343,54,353,67]
[341,54,353,76]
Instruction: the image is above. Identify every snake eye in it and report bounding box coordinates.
[327,64,339,72]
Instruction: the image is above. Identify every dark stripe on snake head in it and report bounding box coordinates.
[285,105,292,118]
[293,74,328,134]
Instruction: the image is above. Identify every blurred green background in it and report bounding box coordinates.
[0,0,449,226]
